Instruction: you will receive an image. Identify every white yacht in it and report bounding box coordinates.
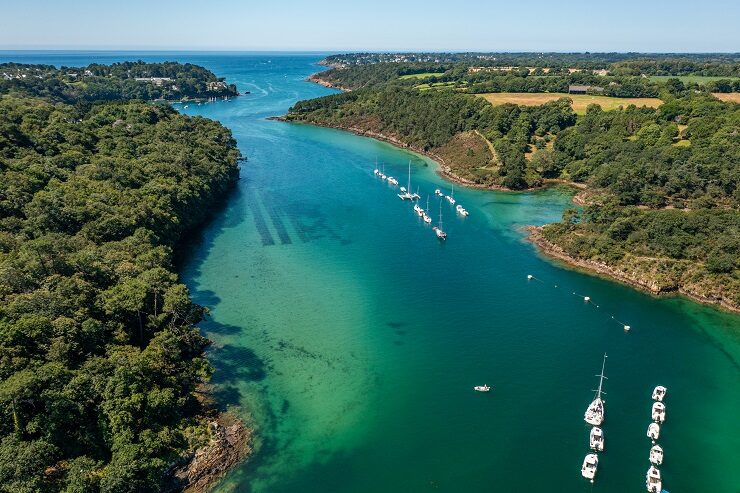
[474,385,490,392]
[652,402,666,423]
[581,454,598,482]
[422,196,432,223]
[584,353,608,426]
[387,176,398,185]
[445,183,456,204]
[397,161,414,200]
[589,426,604,452]
[652,386,667,402]
[413,202,424,216]
[433,202,447,240]
[649,444,663,465]
[647,422,660,441]
[434,189,443,196]
[645,466,662,492]
[456,204,469,216]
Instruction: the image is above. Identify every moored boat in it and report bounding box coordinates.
[647,422,660,441]
[456,204,469,216]
[652,402,666,423]
[652,385,667,402]
[649,444,663,465]
[581,453,598,482]
[474,385,490,392]
[589,426,604,452]
[434,189,443,196]
[645,465,662,492]
[584,353,608,426]
[432,201,447,240]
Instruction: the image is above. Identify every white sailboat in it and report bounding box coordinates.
[647,422,660,441]
[445,183,456,204]
[373,158,380,176]
[589,426,604,452]
[432,201,447,240]
[581,453,598,482]
[398,161,414,200]
[651,402,666,423]
[422,196,432,223]
[584,353,607,426]
[456,204,469,216]
[380,164,387,181]
[649,444,663,465]
[652,386,667,402]
[434,188,443,196]
[413,199,424,216]
[645,465,662,492]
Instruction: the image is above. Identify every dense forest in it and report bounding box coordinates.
[289,55,740,309]
[0,64,241,492]
[1,61,239,103]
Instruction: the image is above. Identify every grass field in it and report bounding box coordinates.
[648,75,739,84]
[478,92,663,114]
[399,72,446,80]
[712,93,740,103]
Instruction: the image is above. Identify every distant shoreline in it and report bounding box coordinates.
[284,70,740,315]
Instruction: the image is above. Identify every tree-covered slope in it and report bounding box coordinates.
[0,95,240,492]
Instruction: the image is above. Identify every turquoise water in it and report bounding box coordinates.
[5,52,738,492]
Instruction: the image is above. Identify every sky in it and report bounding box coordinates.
[0,0,738,53]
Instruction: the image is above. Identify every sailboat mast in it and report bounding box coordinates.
[407,161,411,191]
[595,353,607,398]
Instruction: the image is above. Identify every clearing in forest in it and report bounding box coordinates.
[478,92,663,114]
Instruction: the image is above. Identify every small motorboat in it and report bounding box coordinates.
[647,422,660,441]
[649,444,663,465]
[434,189,443,196]
[456,204,469,216]
[581,453,598,482]
[652,402,666,423]
[474,385,491,392]
[589,426,604,452]
[645,465,662,492]
[652,386,667,402]
[422,212,432,224]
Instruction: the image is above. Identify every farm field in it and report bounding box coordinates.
[478,92,663,114]
[399,72,445,79]
[712,92,740,103]
[648,75,739,84]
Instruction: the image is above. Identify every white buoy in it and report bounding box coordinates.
[584,296,591,302]
[527,274,533,280]
[624,325,631,332]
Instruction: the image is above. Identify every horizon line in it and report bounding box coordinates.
[1,48,739,56]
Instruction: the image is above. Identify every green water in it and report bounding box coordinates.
[167,55,739,492]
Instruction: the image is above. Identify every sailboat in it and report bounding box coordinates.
[422,196,432,223]
[584,353,607,426]
[380,164,387,181]
[445,183,456,204]
[373,158,380,176]
[413,198,424,216]
[397,161,414,200]
[432,201,447,240]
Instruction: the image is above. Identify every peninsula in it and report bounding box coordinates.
[286,52,739,312]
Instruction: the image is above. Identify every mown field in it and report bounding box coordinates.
[399,72,446,79]
[648,75,739,84]
[478,92,663,114]
[712,92,740,103]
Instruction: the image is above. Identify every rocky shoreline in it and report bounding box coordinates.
[165,412,253,493]
[527,226,739,314]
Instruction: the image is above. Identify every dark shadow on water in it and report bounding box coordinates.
[207,341,270,409]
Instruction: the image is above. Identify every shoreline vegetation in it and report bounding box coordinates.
[288,60,739,313]
[0,61,252,492]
